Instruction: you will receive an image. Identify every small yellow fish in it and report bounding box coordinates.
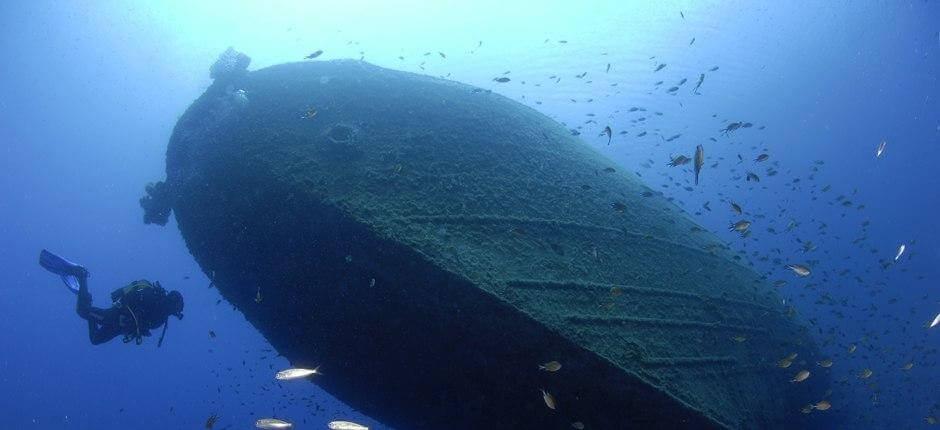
[817,359,833,368]
[730,220,751,235]
[256,418,293,429]
[813,400,831,411]
[791,370,810,383]
[328,421,369,430]
[541,389,556,410]
[848,344,857,354]
[731,335,747,343]
[785,264,811,277]
[539,361,562,372]
[275,366,321,380]
[859,368,873,379]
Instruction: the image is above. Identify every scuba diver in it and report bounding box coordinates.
[38,249,184,346]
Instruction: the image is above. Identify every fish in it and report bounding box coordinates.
[668,155,691,166]
[930,312,940,328]
[601,126,612,144]
[848,344,857,353]
[541,389,556,410]
[786,264,811,277]
[817,359,833,368]
[302,108,318,120]
[720,122,742,136]
[256,418,293,429]
[746,172,760,182]
[275,366,321,380]
[208,330,216,339]
[859,368,873,379]
[678,78,687,85]
[730,220,751,236]
[691,73,705,94]
[901,362,914,370]
[493,77,511,83]
[754,153,769,162]
[206,413,219,429]
[438,52,446,58]
[539,361,562,372]
[667,86,679,93]
[785,352,798,361]
[790,370,810,383]
[693,144,704,185]
[776,359,792,368]
[709,66,719,71]
[812,400,831,411]
[730,202,742,214]
[876,140,886,158]
[799,405,813,414]
[731,335,747,343]
[894,243,905,261]
[305,50,323,59]
[689,37,695,46]
[572,422,585,429]
[328,421,369,430]
[654,63,666,72]
[606,63,611,73]
[611,201,627,212]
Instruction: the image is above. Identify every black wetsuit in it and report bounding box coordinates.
[75,274,167,345]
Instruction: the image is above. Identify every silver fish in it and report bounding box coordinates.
[329,421,369,430]
[876,140,887,158]
[256,418,293,429]
[275,366,320,380]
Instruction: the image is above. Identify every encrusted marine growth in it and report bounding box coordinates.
[142,55,824,429]
[209,47,251,82]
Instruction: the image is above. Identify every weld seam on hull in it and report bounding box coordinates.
[564,314,769,333]
[640,355,738,367]
[395,214,723,258]
[507,279,772,312]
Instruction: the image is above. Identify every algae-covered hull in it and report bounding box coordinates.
[145,58,823,429]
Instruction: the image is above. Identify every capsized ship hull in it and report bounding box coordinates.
[146,59,823,429]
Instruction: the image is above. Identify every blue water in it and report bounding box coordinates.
[1,1,937,428]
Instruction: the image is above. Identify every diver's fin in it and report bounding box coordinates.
[39,249,83,294]
[60,275,80,294]
[39,249,81,276]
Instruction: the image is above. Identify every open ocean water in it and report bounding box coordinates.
[1,1,938,429]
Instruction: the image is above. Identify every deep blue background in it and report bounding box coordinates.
[1,1,937,428]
